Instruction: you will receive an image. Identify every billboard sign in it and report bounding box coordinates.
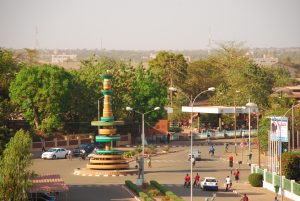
[270,117,288,142]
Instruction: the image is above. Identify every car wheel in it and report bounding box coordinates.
[52,155,56,159]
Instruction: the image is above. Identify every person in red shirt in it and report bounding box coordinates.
[240,193,249,201]
[234,168,240,182]
[184,174,191,188]
[193,173,200,188]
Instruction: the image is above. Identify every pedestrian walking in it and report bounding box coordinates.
[225,176,231,191]
[67,149,72,160]
[240,193,249,201]
[191,156,196,167]
[225,143,229,153]
[274,196,278,201]
[147,154,152,168]
[167,133,171,144]
[184,174,191,188]
[234,168,240,183]
[193,173,200,188]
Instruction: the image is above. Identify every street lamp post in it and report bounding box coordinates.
[234,90,240,156]
[169,86,215,201]
[245,101,257,152]
[189,87,215,201]
[169,87,216,201]
[126,106,160,185]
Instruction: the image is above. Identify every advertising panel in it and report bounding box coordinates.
[270,117,288,142]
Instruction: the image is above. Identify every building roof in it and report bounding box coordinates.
[28,174,69,193]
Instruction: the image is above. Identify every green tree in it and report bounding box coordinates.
[0,49,20,127]
[9,65,72,135]
[128,65,167,124]
[183,59,224,100]
[0,129,32,201]
[149,51,188,88]
[66,57,134,132]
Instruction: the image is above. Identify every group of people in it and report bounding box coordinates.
[183,168,240,189]
[183,173,201,188]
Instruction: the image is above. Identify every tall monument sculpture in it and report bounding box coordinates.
[87,71,129,170]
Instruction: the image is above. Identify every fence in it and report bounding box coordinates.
[32,133,131,151]
[251,164,300,200]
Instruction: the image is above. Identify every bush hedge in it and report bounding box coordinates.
[282,152,300,181]
[248,173,263,187]
[150,180,184,201]
[125,180,154,201]
[123,150,135,158]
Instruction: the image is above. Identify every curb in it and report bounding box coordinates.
[122,185,140,201]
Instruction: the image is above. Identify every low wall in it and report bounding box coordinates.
[251,164,300,201]
[32,133,131,151]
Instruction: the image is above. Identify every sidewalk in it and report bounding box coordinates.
[221,142,293,201]
[231,181,292,201]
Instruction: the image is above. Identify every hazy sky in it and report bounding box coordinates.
[0,0,300,50]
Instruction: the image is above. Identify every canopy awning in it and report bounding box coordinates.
[182,106,259,114]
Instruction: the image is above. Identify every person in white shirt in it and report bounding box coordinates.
[191,156,196,167]
[67,150,72,160]
[225,176,231,191]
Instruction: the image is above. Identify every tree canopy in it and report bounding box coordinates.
[149,51,188,88]
[9,65,72,135]
[0,129,32,201]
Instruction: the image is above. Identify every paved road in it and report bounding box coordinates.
[31,144,250,201]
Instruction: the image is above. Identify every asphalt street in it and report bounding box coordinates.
[31,144,249,201]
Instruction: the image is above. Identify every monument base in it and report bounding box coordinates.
[136,178,144,186]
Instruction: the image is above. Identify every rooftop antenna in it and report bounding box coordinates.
[35,26,39,49]
[208,26,212,56]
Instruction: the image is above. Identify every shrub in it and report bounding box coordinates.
[150,180,184,201]
[136,145,143,153]
[147,188,159,197]
[123,150,135,158]
[125,180,154,201]
[248,173,263,187]
[282,152,300,181]
[168,127,182,133]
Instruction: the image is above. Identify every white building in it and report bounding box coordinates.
[51,54,77,64]
[252,55,279,66]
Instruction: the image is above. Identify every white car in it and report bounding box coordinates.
[41,148,69,159]
[188,150,201,161]
[200,177,218,191]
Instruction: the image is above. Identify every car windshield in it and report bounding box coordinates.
[206,179,216,182]
[79,144,87,149]
[47,149,57,152]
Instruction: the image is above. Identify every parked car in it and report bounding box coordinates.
[28,192,56,201]
[41,148,69,159]
[87,144,103,159]
[188,149,201,161]
[200,177,218,191]
[73,143,97,156]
